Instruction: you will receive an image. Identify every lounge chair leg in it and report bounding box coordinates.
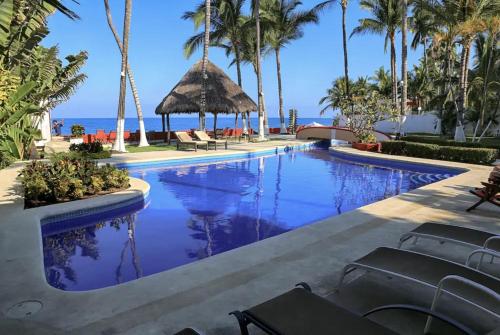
[229,311,250,335]
[466,198,485,212]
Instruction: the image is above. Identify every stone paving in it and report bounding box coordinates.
[0,142,498,335]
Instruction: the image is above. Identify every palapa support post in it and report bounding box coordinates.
[161,114,166,142]
[167,113,171,145]
[213,112,218,139]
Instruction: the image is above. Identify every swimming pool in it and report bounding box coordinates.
[41,148,463,291]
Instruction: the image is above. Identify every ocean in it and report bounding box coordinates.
[54,117,332,135]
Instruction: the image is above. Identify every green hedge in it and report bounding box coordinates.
[380,140,406,155]
[381,141,497,165]
[402,135,500,157]
[405,142,440,159]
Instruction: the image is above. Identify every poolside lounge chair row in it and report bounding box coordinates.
[175,131,228,151]
[174,222,500,335]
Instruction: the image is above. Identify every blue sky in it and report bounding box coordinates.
[44,0,423,119]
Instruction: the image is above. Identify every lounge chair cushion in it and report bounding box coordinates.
[245,288,397,335]
[411,222,497,249]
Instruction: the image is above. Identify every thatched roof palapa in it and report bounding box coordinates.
[155,60,257,115]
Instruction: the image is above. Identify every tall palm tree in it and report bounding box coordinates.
[262,0,319,134]
[183,0,249,134]
[103,0,148,147]
[112,0,132,153]
[315,0,351,104]
[199,0,211,131]
[183,0,246,87]
[401,0,408,117]
[254,0,266,140]
[351,0,402,105]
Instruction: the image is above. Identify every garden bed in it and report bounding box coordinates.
[20,156,130,209]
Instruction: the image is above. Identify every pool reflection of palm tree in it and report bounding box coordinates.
[115,214,143,284]
[159,160,288,259]
[42,203,146,290]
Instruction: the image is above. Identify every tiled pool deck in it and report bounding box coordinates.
[0,139,498,334]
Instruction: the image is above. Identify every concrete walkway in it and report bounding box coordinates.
[0,143,498,335]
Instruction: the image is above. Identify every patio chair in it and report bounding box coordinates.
[337,247,500,312]
[193,131,228,150]
[399,222,500,255]
[230,283,478,335]
[96,129,108,143]
[109,130,117,143]
[175,132,208,152]
[467,182,500,212]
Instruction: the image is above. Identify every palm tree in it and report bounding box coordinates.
[351,0,402,105]
[112,0,132,153]
[103,0,148,147]
[199,0,212,131]
[370,66,391,96]
[183,0,246,87]
[401,0,408,117]
[183,0,249,134]
[319,77,351,115]
[262,0,319,134]
[315,0,352,103]
[425,0,497,141]
[469,19,500,132]
[254,0,266,140]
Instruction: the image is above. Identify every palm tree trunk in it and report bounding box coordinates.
[390,33,397,105]
[255,0,265,141]
[104,0,148,147]
[235,46,248,135]
[480,33,495,127]
[112,0,132,153]
[457,42,471,134]
[341,1,350,99]
[401,0,408,116]
[275,48,286,134]
[200,0,211,131]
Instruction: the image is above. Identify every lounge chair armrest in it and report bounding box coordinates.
[484,236,500,251]
[363,304,478,335]
[466,248,500,267]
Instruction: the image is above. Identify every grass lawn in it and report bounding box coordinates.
[125,143,177,153]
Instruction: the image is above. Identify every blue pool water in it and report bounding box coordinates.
[41,148,462,291]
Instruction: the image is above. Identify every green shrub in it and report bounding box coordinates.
[438,146,497,165]
[99,164,129,189]
[379,140,497,165]
[381,141,406,155]
[0,151,14,169]
[404,142,440,159]
[69,141,103,154]
[19,157,130,207]
[71,124,85,137]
